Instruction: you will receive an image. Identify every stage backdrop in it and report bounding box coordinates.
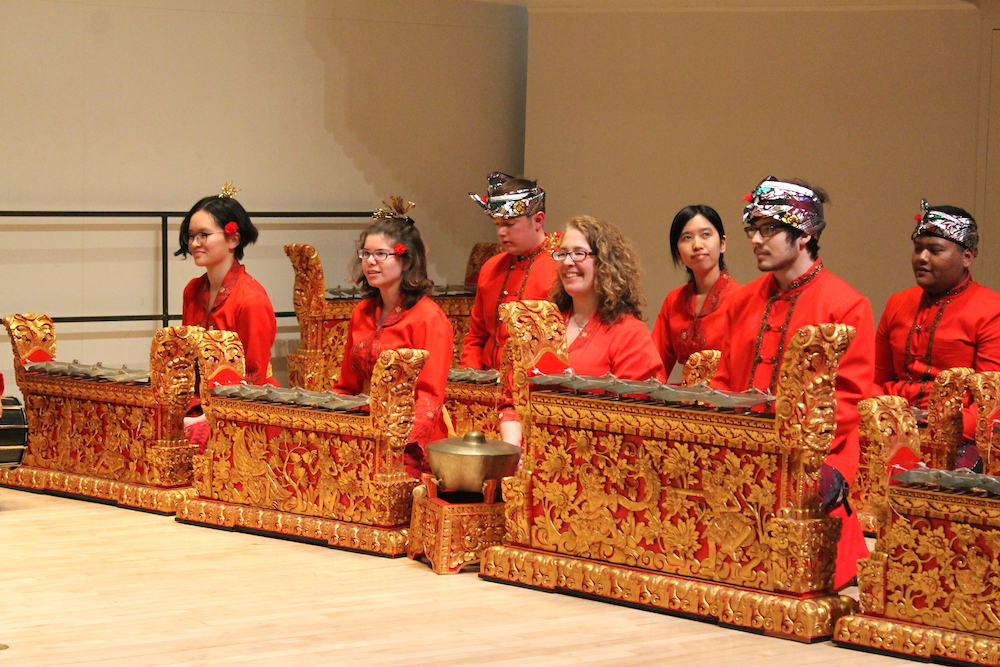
[0,0,528,392]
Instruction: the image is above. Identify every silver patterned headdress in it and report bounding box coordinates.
[911,199,978,252]
[742,176,825,238]
[469,172,545,219]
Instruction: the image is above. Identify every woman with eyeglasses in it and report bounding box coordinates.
[177,185,277,386]
[499,215,663,446]
[332,201,453,478]
[652,205,740,378]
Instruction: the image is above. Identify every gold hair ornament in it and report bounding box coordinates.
[372,196,415,220]
[219,182,242,199]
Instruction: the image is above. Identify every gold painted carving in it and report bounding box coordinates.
[482,546,857,642]
[969,371,1000,477]
[853,395,920,535]
[444,382,502,439]
[927,367,973,470]
[464,241,503,284]
[408,482,506,573]
[3,312,56,364]
[188,334,426,552]
[681,349,720,387]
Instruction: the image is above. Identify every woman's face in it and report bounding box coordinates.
[676,214,725,274]
[188,209,239,269]
[557,228,597,300]
[362,233,404,292]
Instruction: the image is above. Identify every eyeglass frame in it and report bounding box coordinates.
[551,249,597,262]
[357,248,401,262]
[743,221,792,240]
[183,231,225,246]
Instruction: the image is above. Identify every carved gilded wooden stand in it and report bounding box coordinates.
[176,331,426,556]
[0,314,200,513]
[835,372,1000,665]
[479,301,858,643]
[407,474,505,574]
[284,243,497,390]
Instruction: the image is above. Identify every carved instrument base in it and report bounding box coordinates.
[857,511,878,536]
[0,466,195,514]
[835,614,1000,666]
[480,545,857,643]
[176,498,409,557]
[406,478,506,574]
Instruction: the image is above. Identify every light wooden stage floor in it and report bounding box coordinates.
[2,487,912,666]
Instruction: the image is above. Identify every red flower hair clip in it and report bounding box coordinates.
[913,214,923,221]
[394,242,406,256]
[225,221,239,235]
[743,193,754,202]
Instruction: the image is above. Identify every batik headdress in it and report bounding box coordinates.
[911,199,977,252]
[372,196,416,225]
[469,171,545,219]
[743,176,825,237]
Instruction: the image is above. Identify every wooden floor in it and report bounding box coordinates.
[1,487,914,666]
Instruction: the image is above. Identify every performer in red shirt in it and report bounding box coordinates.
[333,199,453,478]
[875,200,1000,448]
[500,215,664,445]
[653,205,741,377]
[177,183,277,386]
[461,172,558,370]
[713,176,874,590]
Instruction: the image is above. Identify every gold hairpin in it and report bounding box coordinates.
[372,195,415,220]
[219,181,242,198]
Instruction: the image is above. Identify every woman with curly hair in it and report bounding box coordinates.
[499,215,663,446]
[551,215,664,379]
[333,201,453,478]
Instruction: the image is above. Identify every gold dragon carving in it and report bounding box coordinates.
[854,395,920,536]
[927,367,974,470]
[681,349,720,387]
[490,312,849,596]
[969,371,1000,477]
[1,317,201,492]
[190,332,425,529]
[3,313,56,366]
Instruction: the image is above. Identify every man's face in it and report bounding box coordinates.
[912,234,973,294]
[746,215,807,273]
[494,211,545,255]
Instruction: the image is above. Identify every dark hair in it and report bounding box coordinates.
[175,196,259,261]
[922,204,979,253]
[784,178,827,260]
[353,217,434,309]
[495,177,545,213]
[550,215,645,324]
[668,205,727,281]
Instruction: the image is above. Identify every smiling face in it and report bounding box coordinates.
[557,228,596,299]
[188,209,239,269]
[361,233,404,292]
[676,214,725,273]
[912,234,973,295]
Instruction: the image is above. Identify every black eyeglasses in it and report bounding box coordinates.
[183,231,224,246]
[551,250,596,262]
[743,222,789,239]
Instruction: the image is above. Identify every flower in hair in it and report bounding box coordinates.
[225,221,238,235]
[743,193,754,202]
[219,182,242,198]
[914,214,923,221]
[394,242,406,256]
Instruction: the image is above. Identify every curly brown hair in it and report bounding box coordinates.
[550,215,645,324]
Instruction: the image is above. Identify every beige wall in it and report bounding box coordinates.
[522,4,989,326]
[0,0,527,392]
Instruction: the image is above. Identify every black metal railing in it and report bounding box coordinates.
[0,210,370,327]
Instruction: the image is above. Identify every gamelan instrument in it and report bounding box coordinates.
[0,396,27,470]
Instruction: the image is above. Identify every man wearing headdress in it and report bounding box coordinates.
[461,172,558,370]
[875,201,1000,450]
[713,176,874,590]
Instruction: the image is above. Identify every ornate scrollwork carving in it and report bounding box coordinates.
[927,367,973,470]
[680,349,720,387]
[499,300,567,460]
[854,395,920,536]
[151,326,202,442]
[194,329,247,398]
[969,371,1000,477]
[464,241,503,284]
[284,243,327,322]
[775,323,854,514]
[3,313,56,367]
[369,347,427,481]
